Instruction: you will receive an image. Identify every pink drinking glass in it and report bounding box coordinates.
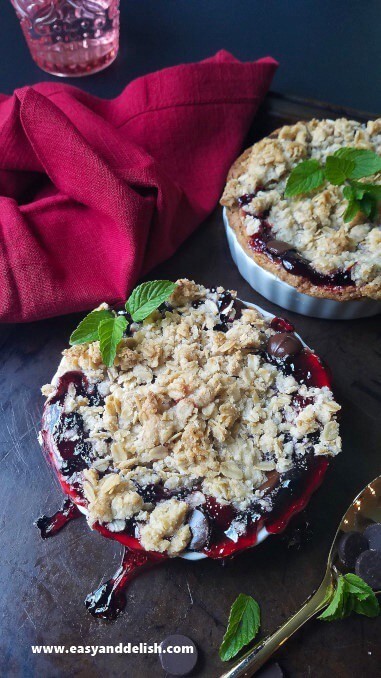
[10,1,120,77]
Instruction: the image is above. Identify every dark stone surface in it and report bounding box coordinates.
[1,202,380,677]
[0,83,380,678]
[257,663,284,678]
[2,1,381,113]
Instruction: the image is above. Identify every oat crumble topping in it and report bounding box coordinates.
[42,279,341,556]
[221,119,381,297]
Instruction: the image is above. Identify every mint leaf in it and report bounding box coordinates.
[334,147,381,178]
[98,316,127,367]
[324,156,355,185]
[344,573,375,600]
[69,309,113,345]
[343,185,355,200]
[359,194,377,219]
[345,574,380,618]
[343,181,364,223]
[349,184,365,200]
[351,181,381,199]
[219,594,261,661]
[318,576,347,621]
[343,198,361,222]
[352,595,380,618]
[284,159,325,197]
[126,280,177,322]
[350,182,380,219]
[318,573,380,622]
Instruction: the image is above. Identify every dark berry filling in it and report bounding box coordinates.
[281,251,353,287]
[243,213,354,289]
[238,193,257,206]
[159,301,175,314]
[264,348,331,388]
[41,371,107,507]
[270,316,295,333]
[213,293,246,332]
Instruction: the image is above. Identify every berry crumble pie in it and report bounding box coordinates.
[221,119,381,301]
[40,279,341,559]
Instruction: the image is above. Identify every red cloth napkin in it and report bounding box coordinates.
[0,50,277,322]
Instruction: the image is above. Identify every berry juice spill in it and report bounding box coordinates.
[35,497,81,539]
[85,547,163,620]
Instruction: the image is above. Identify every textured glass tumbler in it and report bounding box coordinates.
[10,1,120,77]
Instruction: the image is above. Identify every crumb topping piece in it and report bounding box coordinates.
[42,279,341,556]
[221,119,381,298]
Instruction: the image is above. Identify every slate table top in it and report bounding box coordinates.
[1,99,380,678]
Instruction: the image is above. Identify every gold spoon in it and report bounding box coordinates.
[220,475,381,678]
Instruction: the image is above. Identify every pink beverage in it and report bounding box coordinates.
[10,1,120,77]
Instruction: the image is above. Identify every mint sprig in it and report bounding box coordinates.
[284,146,381,222]
[219,594,261,662]
[69,309,113,345]
[318,573,380,622]
[69,280,177,367]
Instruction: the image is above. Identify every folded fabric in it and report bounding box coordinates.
[0,50,277,322]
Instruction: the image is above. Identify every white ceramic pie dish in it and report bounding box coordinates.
[223,208,381,320]
[65,299,309,562]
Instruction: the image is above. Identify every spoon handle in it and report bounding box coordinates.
[220,570,333,678]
